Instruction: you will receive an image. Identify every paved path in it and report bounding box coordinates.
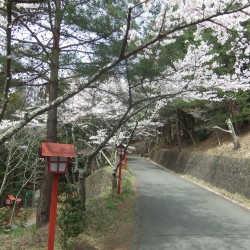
[129,156,250,250]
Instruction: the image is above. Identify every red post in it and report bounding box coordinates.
[48,174,60,250]
[124,153,127,170]
[15,206,19,216]
[6,209,10,225]
[117,155,122,194]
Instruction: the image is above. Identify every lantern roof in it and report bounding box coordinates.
[41,142,77,158]
[6,194,15,201]
[116,143,125,149]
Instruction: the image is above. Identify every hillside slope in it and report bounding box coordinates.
[164,126,250,159]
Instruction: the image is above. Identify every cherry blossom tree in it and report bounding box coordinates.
[0,1,249,145]
[0,0,250,226]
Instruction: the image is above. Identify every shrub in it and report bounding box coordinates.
[0,207,10,232]
[57,183,86,250]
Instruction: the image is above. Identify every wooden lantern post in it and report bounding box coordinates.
[124,149,127,170]
[41,142,76,250]
[116,144,126,194]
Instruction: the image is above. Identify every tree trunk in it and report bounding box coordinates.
[226,118,240,150]
[36,0,62,228]
[0,0,12,121]
[112,171,117,196]
[190,116,195,136]
[78,170,86,211]
[180,110,189,145]
[77,156,90,209]
[176,109,182,152]
[167,123,172,145]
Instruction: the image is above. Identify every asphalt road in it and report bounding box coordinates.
[129,156,250,250]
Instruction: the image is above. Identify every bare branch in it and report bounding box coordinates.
[213,126,231,134]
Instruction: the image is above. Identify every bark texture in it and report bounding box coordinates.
[36,0,62,228]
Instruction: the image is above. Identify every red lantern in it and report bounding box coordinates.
[5,195,15,206]
[116,143,126,156]
[41,142,76,174]
[6,199,11,206]
[16,198,22,204]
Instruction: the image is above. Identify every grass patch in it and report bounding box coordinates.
[87,176,133,231]
[0,224,44,250]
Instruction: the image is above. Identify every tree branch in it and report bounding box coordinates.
[12,0,46,3]
[119,7,133,59]
[213,126,231,134]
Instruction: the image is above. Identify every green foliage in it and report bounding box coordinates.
[128,28,194,86]
[15,208,31,228]
[194,125,211,141]
[58,183,86,250]
[0,207,9,232]
[201,28,237,75]
[0,85,26,119]
[0,206,31,233]
[159,99,207,118]
[224,91,250,122]
[236,91,250,107]
[63,0,128,75]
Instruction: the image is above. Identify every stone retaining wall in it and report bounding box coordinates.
[149,148,250,198]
